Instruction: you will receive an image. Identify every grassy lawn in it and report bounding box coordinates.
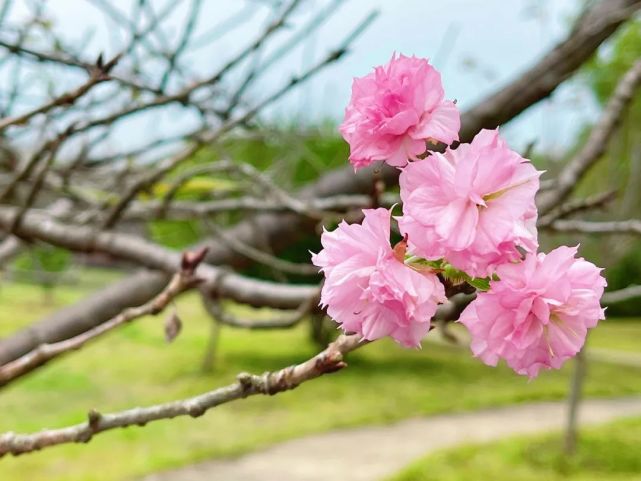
[387,417,641,481]
[0,276,640,481]
[588,318,641,353]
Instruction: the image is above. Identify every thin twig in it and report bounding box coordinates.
[100,14,375,228]
[0,54,119,131]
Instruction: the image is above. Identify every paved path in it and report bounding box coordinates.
[589,348,641,368]
[140,396,641,481]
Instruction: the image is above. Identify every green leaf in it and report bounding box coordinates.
[440,263,492,291]
[406,257,442,269]
[467,277,491,291]
[441,264,467,285]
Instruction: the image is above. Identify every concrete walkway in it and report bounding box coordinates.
[140,396,641,481]
[589,348,641,368]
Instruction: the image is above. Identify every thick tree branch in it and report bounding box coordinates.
[0,270,169,365]
[460,0,641,142]
[0,206,318,310]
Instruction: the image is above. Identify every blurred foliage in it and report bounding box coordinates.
[588,22,641,105]
[148,219,203,250]
[150,176,238,198]
[190,123,349,189]
[388,416,641,481]
[13,246,71,275]
[11,246,71,302]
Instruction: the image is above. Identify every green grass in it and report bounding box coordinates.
[0,278,640,481]
[387,417,641,481]
[589,318,641,353]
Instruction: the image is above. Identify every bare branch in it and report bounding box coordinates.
[0,271,170,365]
[201,289,319,330]
[118,193,396,222]
[0,55,119,132]
[158,0,203,90]
[537,190,617,227]
[460,0,641,142]
[204,219,320,276]
[602,285,641,304]
[0,333,364,457]
[538,58,641,213]
[0,235,20,265]
[545,219,641,236]
[7,136,63,232]
[100,12,376,228]
[56,0,304,139]
[0,38,160,95]
[0,206,318,309]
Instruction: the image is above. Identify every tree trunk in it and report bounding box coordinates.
[564,347,587,455]
[201,319,222,373]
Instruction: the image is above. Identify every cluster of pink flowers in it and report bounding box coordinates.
[313,54,606,378]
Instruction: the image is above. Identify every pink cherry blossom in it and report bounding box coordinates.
[398,128,540,278]
[311,208,446,347]
[340,54,460,170]
[459,246,606,378]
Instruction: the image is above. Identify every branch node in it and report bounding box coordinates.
[236,372,255,395]
[87,409,102,430]
[315,351,347,374]
[181,246,209,274]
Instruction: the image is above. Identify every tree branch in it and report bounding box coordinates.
[545,219,641,235]
[460,0,641,142]
[201,289,319,329]
[0,54,119,132]
[538,57,641,213]
[602,285,641,304]
[537,190,617,227]
[0,206,319,310]
[0,333,364,457]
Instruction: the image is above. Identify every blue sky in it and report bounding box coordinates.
[5,0,596,155]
